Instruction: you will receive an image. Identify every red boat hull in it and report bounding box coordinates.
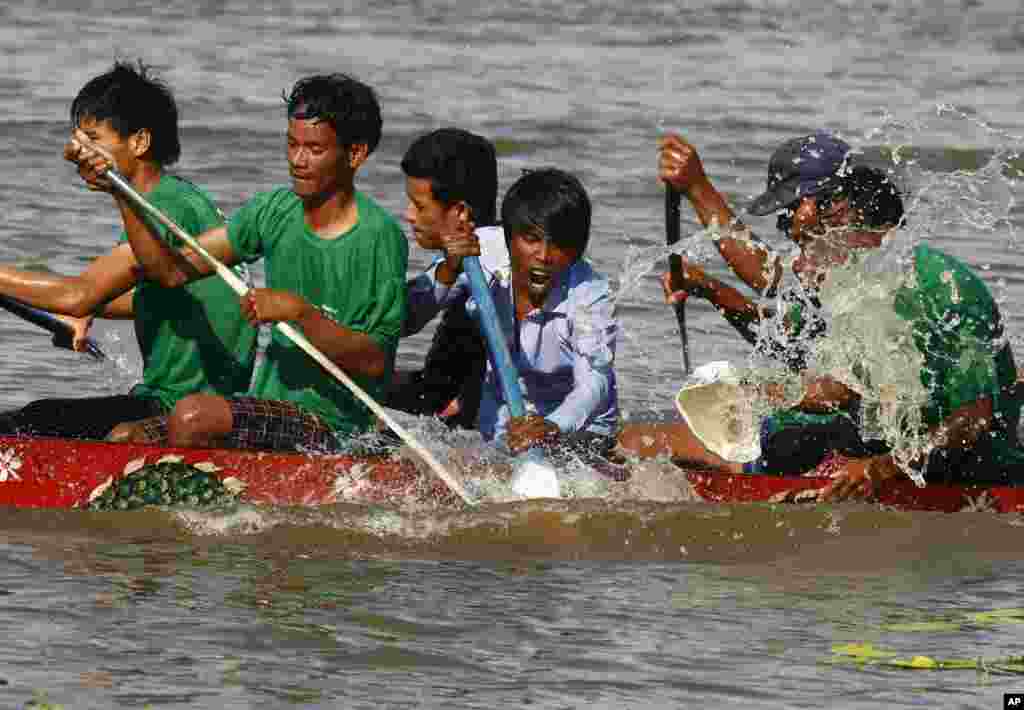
[0,435,450,508]
[683,469,1024,513]
[0,435,1020,512]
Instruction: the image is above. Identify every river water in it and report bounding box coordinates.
[2,0,1024,707]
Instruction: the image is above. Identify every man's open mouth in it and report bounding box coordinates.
[528,268,553,287]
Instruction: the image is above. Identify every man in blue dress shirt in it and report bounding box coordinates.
[406,167,619,458]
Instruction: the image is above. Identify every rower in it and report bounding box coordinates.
[385,128,501,431]
[652,131,854,368]
[618,132,860,470]
[67,73,408,453]
[407,167,620,459]
[619,134,1024,496]
[0,61,256,441]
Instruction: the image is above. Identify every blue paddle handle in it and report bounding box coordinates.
[461,255,527,417]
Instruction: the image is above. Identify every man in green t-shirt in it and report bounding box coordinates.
[68,73,407,452]
[820,237,1023,498]
[619,157,1023,494]
[0,61,256,441]
[619,133,890,467]
[767,175,1022,497]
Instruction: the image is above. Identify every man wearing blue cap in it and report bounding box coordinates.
[651,130,855,366]
[617,132,1023,497]
[618,133,883,474]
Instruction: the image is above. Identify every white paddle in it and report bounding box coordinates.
[675,360,762,463]
[101,168,475,506]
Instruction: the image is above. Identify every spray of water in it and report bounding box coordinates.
[612,105,1023,484]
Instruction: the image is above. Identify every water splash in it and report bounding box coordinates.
[806,246,930,485]
[357,412,614,504]
[612,105,1024,483]
[93,328,143,393]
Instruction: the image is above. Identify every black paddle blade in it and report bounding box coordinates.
[50,331,106,361]
[0,295,106,360]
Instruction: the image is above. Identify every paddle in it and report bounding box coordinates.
[461,257,526,416]
[665,187,692,374]
[0,294,106,360]
[461,254,561,498]
[100,168,475,506]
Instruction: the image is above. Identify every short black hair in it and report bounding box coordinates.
[501,168,591,257]
[841,165,904,228]
[284,74,382,155]
[401,128,498,226]
[70,60,181,166]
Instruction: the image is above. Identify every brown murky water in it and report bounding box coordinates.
[3,0,1024,707]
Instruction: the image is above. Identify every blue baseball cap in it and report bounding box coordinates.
[747,131,853,216]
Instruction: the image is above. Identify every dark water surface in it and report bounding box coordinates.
[2,1,1024,707]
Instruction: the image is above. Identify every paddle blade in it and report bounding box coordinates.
[0,295,106,360]
[510,450,561,498]
[675,361,761,463]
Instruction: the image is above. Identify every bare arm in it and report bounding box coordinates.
[758,373,862,417]
[661,263,770,346]
[713,224,783,297]
[114,197,234,288]
[820,396,996,502]
[794,375,859,414]
[659,134,783,295]
[241,290,388,378]
[0,242,139,318]
[295,307,388,378]
[694,275,766,346]
[97,290,134,319]
[922,396,995,458]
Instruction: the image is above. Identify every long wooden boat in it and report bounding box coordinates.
[0,434,1021,512]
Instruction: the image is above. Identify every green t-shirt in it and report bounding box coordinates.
[893,243,1022,470]
[125,175,257,410]
[765,243,1023,479]
[227,188,408,434]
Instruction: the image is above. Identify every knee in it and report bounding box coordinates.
[614,424,663,456]
[168,394,231,447]
[617,423,674,459]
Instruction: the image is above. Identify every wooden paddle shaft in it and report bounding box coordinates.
[105,169,475,506]
[665,188,692,374]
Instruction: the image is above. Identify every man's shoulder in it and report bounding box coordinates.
[351,192,407,272]
[562,259,612,307]
[567,259,609,287]
[225,188,304,258]
[904,243,1002,332]
[912,243,974,277]
[153,175,222,220]
[242,187,302,213]
[355,191,403,235]
[912,243,992,297]
[227,187,303,230]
